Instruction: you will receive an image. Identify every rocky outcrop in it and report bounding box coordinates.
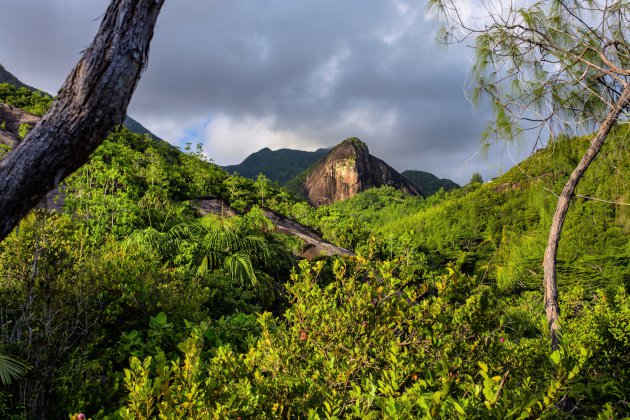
[191,197,239,218]
[192,196,354,259]
[0,102,40,147]
[304,138,420,206]
[0,104,63,210]
[260,207,354,258]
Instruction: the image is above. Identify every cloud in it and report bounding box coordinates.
[0,0,533,184]
[202,114,326,165]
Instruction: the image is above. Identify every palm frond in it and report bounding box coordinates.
[224,252,258,288]
[196,251,224,276]
[0,354,29,385]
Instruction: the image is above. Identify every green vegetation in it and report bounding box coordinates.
[300,129,629,293]
[224,147,329,185]
[341,136,369,152]
[17,123,31,139]
[401,170,459,196]
[0,144,10,160]
[470,172,483,185]
[429,0,629,347]
[0,83,52,117]
[0,83,629,418]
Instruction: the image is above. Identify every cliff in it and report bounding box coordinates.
[303,138,420,206]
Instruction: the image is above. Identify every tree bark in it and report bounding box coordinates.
[544,84,630,349]
[0,0,165,241]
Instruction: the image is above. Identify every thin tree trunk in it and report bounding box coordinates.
[544,84,630,349]
[0,0,165,241]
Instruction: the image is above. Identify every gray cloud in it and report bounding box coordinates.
[0,0,534,185]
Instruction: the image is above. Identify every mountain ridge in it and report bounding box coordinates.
[401,170,459,196]
[0,63,35,90]
[225,143,459,199]
[223,146,329,185]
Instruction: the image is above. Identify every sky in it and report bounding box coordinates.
[0,0,537,185]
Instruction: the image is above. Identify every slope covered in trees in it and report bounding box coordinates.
[308,129,629,292]
[0,64,35,90]
[0,82,629,418]
[401,169,460,196]
[224,147,329,185]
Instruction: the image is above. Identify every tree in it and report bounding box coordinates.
[254,173,271,207]
[470,172,483,184]
[0,0,165,241]
[429,0,630,348]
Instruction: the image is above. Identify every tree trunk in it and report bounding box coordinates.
[0,0,165,241]
[544,84,630,349]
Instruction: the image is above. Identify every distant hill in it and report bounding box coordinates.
[401,170,459,196]
[224,147,329,185]
[293,137,420,206]
[0,63,34,90]
[122,115,163,141]
[0,63,162,142]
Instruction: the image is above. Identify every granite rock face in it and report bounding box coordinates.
[191,196,355,259]
[304,138,420,206]
[0,102,40,147]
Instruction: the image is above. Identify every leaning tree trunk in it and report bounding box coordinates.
[544,84,630,350]
[0,0,165,241]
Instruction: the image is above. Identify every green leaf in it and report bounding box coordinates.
[452,400,466,414]
[155,312,167,325]
[0,354,29,385]
[549,350,562,366]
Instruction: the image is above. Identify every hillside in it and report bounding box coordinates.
[0,63,34,90]
[401,169,459,196]
[223,147,328,185]
[0,63,162,141]
[310,129,629,292]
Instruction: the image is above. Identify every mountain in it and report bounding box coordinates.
[224,147,329,185]
[298,137,420,206]
[122,115,163,142]
[401,170,459,196]
[0,63,162,141]
[0,63,34,90]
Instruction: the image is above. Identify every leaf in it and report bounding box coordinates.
[550,350,562,366]
[452,400,466,414]
[478,361,489,372]
[155,312,167,325]
[0,354,29,385]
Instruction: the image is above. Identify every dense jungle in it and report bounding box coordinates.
[0,82,629,418]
